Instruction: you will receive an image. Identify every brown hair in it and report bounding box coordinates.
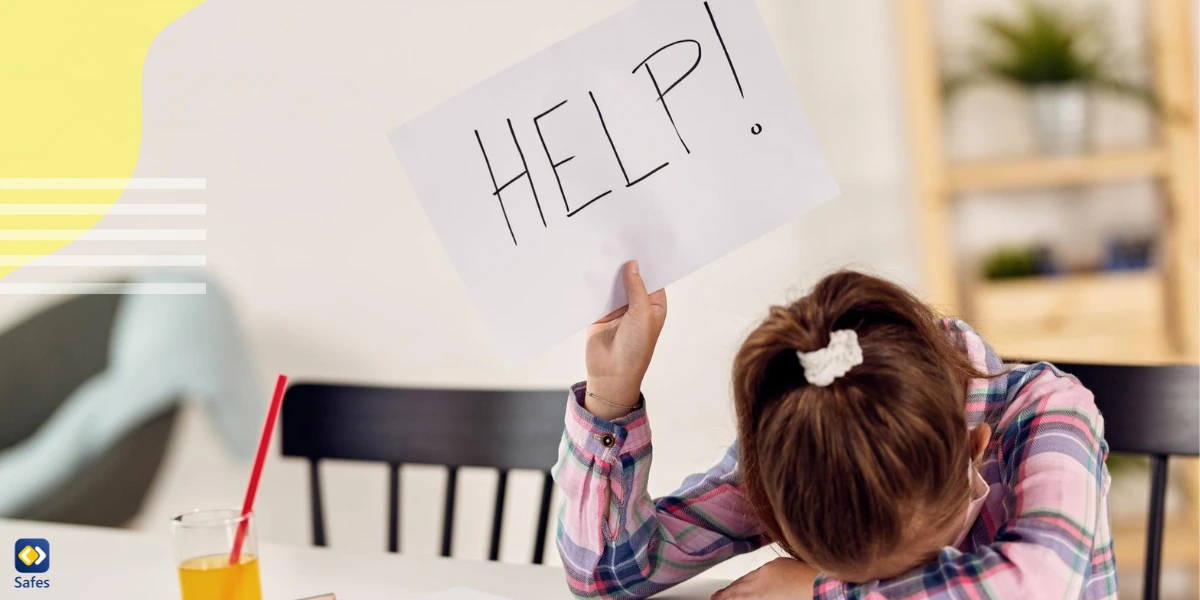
[733,270,984,574]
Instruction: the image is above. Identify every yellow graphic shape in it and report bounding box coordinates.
[0,0,205,280]
[18,545,36,566]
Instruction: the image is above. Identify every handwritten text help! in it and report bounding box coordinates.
[389,0,839,360]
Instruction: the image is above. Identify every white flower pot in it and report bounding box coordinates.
[1029,84,1091,156]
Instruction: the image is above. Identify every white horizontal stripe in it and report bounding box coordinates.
[0,255,207,267]
[0,283,206,295]
[0,203,206,215]
[0,229,206,241]
[0,178,206,190]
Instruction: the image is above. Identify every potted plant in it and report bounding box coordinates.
[950,1,1155,156]
[981,244,1057,281]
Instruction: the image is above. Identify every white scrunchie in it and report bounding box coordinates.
[796,329,863,386]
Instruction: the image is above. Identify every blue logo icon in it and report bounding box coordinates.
[14,539,49,574]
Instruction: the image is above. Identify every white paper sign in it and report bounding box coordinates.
[389,0,838,359]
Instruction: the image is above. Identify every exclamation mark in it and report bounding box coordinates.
[704,1,761,135]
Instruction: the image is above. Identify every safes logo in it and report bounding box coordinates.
[13,539,50,590]
[14,540,48,574]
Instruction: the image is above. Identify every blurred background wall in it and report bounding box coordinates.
[0,0,1195,597]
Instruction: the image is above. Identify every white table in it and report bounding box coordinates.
[1,519,726,599]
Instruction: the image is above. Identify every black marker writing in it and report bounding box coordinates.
[704,1,744,98]
[475,120,547,246]
[533,99,614,217]
[632,40,702,154]
[474,130,516,246]
[704,1,761,133]
[590,90,669,190]
[474,1,765,246]
[506,119,547,228]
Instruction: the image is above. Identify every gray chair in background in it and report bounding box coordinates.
[0,293,179,526]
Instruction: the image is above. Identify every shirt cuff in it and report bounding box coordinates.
[564,381,652,464]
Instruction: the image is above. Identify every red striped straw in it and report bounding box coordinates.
[230,374,288,565]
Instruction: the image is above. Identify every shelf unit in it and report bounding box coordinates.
[949,149,1169,193]
[896,0,1199,588]
[896,0,1199,365]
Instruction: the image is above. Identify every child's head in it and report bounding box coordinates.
[733,270,989,582]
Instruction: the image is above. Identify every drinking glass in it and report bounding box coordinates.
[171,508,262,600]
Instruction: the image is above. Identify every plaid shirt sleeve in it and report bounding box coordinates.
[553,382,768,599]
[815,366,1110,600]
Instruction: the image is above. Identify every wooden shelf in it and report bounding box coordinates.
[898,0,1197,356]
[948,149,1169,194]
[969,271,1180,364]
[972,270,1160,296]
[896,0,1200,583]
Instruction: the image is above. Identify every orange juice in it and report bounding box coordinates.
[177,554,262,600]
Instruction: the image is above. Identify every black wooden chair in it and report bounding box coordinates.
[1051,362,1199,600]
[280,383,567,564]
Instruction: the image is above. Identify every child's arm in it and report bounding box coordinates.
[554,383,769,600]
[816,366,1110,600]
[555,261,766,598]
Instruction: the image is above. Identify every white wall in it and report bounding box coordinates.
[100,0,922,579]
[0,0,1174,585]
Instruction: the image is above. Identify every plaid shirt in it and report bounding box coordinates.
[553,319,1116,599]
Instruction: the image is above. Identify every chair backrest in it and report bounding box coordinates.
[280,383,566,563]
[1051,362,1199,600]
[1054,362,1199,457]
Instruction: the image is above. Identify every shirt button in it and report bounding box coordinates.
[600,434,616,448]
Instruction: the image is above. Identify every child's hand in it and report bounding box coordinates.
[584,260,667,420]
[711,558,818,600]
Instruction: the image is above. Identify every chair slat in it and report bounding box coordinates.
[387,462,401,553]
[489,469,509,561]
[1144,455,1170,600]
[532,471,554,565]
[441,467,459,557]
[310,459,326,547]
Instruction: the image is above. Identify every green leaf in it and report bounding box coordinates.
[1092,76,1163,113]
[967,0,1118,86]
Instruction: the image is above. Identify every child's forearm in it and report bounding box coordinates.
[580,381,640,421]
[554,385,767,598]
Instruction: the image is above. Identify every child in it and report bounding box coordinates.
[554,262,1114,599]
